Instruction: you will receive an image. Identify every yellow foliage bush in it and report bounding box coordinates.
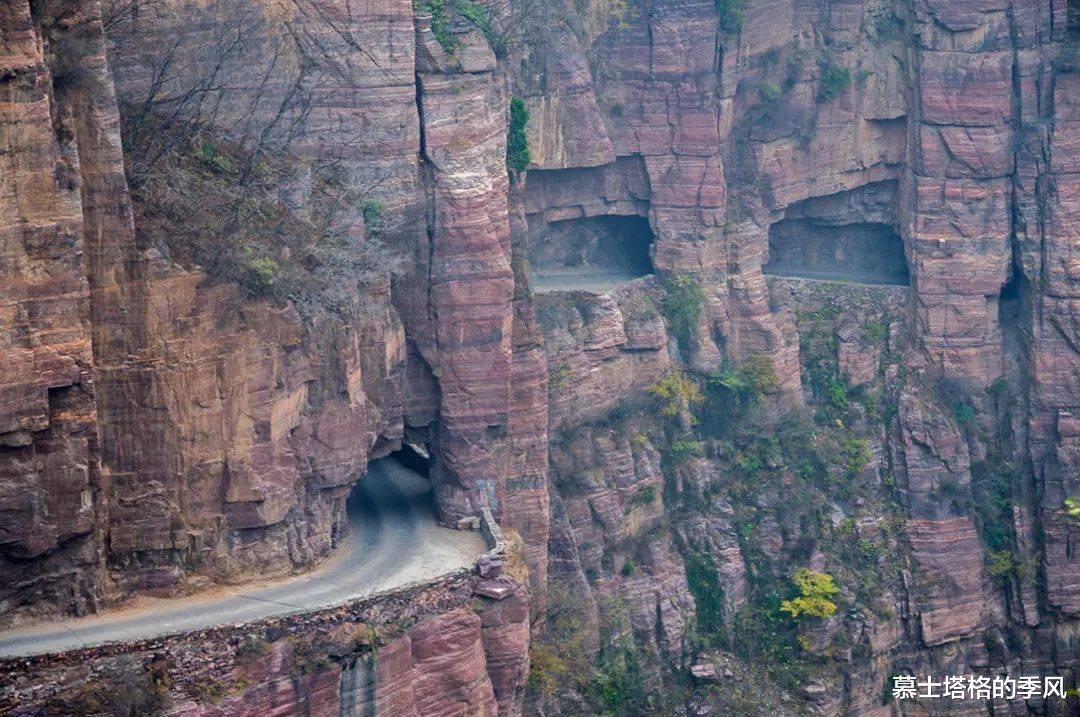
[780,569,839,620]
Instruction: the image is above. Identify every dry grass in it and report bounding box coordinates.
[501,527,530,585]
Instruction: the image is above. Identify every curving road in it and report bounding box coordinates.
[0,458,485,658]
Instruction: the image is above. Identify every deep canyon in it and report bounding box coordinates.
[1,0,1080,714]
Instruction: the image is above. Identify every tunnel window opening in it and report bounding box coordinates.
[529,215,656,294]
[763,182,909,286]
[764,220,910,286]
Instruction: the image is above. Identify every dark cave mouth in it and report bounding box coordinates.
[764,219,910,287]
[529,215,655,293]
[344,444,434,524]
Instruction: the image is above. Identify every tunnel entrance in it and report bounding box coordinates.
[343,445,435,543]
[763,182,909,286]
[529,215,655,294]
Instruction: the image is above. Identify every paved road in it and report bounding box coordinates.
[764,267,909,287]
[531,267,908,294]
[0,459,485,658]
[532,268,647,294]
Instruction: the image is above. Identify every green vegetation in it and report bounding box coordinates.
[1067,496,1080,519]
[457,1,496,49]
[629,484,658,507]
[591,641,648,716]
[953,401,976,427]
[620,558,637,576]
[695,355,783,441]
[987,550,1035,583]
[527,584,590,700]
[715,0,745,34]
[661,275,705,352]
[758,81,782,105]
[729,599,806,688]
[779,569,840,619]
[507,97,532,175]
[548,363,571,390]
[970,460,1016,553]
[712,355,780,398]
[649,372,703,418]
[194,141,237,175]
[361,199,384,238]
[246,257,280,291]
[528,643,570,698]
[841,438,872,478]
[865,318,887,344]
[987,376,1009,399]
[235,635,270,660]
[685,553,726,640]
[414,0,501,55]
[825,377,849,411]
[817,61,852,101]
[668,439,703,463]
[414,0,457,53]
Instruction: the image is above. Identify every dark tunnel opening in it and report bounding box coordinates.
[763,181,910,287]
[764,219,910,286]
[343,445,436,543]
[529,215,656,293]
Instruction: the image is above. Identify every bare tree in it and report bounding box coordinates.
[101,0,406,319]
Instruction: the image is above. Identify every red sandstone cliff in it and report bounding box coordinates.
[2,0,1080,715]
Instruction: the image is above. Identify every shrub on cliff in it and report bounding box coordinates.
[591,640,648,716]
[712,355,779,398]
[124,119,402,318]
[780,569,839,620]
[661,274,705,352]
[818,61,852,101]
[527,583,592,700]
[507,97,531,175]
[649,372,703,419]
[758,81,782,106]
[716,0,745,33]
[415,0,457,52]
[685,553,726,642]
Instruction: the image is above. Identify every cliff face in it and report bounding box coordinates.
[1,573,529,717]
[0,0,107,621]
[522,0,1080,714]
[0,0,548,617]
[2,0,1080,715]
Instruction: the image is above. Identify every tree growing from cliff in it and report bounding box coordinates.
[780,569,839,620]
[715,0,745,34]
[507,97,532,175]
[414,0,549,57]
[649,372,703,419]
[817,59,852,101]
[661,275,705,352]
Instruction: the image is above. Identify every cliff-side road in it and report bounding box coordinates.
[532,268,647,294]
[0,459,485,657]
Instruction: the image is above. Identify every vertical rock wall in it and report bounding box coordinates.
[0,0,107,621]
